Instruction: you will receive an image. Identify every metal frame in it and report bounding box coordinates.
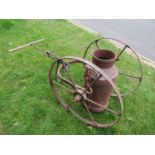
[83,37,143,96]
[49,56,124,128]
[9,38,142,128]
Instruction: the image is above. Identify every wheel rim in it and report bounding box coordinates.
[49,56,124,128]
[83,37,143,97]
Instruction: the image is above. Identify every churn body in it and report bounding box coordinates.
[85,49,118,112]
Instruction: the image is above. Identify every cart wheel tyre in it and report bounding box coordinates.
[83,38,143,97]
[49,56,124,128]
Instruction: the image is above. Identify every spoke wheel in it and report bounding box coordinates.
[49,56,124,128]
[83,38,143,97]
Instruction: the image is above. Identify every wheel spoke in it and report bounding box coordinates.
[95,40,99,49]
[63,65,78,90]
[119,71,141,80]
[84,97,121,116]
[52,80,75,94]
[83,101,96,125]
[117,45,129,60]
[68,98,96,125]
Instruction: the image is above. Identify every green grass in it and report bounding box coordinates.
[0,19,155,134]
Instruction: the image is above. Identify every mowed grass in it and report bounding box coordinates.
[0,19,155,134]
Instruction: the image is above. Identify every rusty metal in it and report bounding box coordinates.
[49,56,123,128]
[84,49,118,112]
[83,37,143,97]
[9,37,143,128]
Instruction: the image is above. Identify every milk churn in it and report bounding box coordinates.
[85,49,118,112]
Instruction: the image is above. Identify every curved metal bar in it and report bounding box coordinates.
[68,106,120,128]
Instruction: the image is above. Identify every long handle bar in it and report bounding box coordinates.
[8,39,44,52]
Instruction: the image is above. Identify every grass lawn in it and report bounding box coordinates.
[0,19,155,134]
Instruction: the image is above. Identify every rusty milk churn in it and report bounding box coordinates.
[85,49,118,112]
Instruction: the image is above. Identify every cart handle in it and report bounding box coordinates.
[8,39,44,52]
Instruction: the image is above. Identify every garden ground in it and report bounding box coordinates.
[0,20,155,134]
